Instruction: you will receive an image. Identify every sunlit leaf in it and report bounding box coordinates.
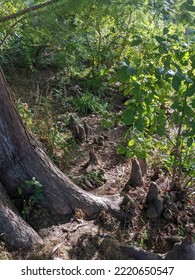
[128,139,135,146]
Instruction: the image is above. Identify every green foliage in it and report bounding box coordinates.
[16,88,83,169]
[117,129,153,159]
[72,92,108,115]
[18,177,44,220]
[16,101,33,127]
[111,2,195,186]
[1,0,195,187]
[75,170,105,189]
[23,177,44,203]
[101,111,119,129]
[53,136,81,168]
[0,0,146,75]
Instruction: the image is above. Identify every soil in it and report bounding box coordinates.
[1,69,194,260]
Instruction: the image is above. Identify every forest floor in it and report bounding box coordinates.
[0,69,194,260]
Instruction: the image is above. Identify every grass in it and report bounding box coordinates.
[71,91,108,115]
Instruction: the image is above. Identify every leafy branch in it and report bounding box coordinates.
[0,0,60,23]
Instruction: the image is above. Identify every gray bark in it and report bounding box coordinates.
[0,182,42,249]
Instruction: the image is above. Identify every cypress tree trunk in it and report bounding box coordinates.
[0,67,122,248]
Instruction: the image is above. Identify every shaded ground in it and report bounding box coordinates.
[0,69,194,260]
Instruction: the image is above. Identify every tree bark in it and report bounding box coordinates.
[0,66,123,250]
[121,237,195,260]
[0,182,42,249]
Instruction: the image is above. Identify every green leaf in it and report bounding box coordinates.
[163,27,169,35]
[117,145,126,155]
[123,108,134,125]
[117,66,130,83]
[155,36,166,44]
[187,0,193,5]
[180,0,193,10]
[131,83,140,95]
[135,118,145,132]
[185,84,195,97]
[187,138,193,147]
[169,34,179,41]
[186,5,195,12]
[172,76,181,91]
[136,150,147,158]
[127,66,137,75]
[119,84,126,91]
[128,139,135,147]
[124,88,130,96]
[126,149,134,158]
[183,105,194,116]
[108,77,118,84]
[156,125,165,137]
[171,111,180,125]
[131,36,142,46]
[110,26,116,33]
[100,68,108,76]
[171,100,180,110]
[182,130,194,137]
[191,100,195,108]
